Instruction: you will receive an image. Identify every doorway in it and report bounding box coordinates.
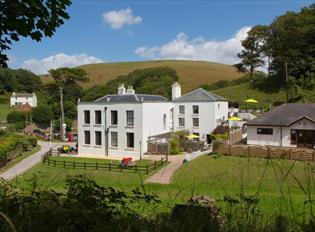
[297,130,315,148]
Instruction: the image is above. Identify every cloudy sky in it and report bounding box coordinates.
[7,0,313,74]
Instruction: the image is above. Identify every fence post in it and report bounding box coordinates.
[160,157,163,165]
[120,164,123,172]
[48,159,50,166]
[84,162,86,170]
[96,162,98,170]
[289,149,291,160]
[109,163,111,171]
[135,165,137,173]
[146,165,149,175]
[228,145,231,155]
[154,161,157,170]
[74,161,76,169]
[63,160,65,168]
[54,160,56,167]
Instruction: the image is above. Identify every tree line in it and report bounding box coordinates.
[235,4,315,102]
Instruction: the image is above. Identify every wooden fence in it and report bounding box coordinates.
[215,142,315,162]
[43,156,167,175]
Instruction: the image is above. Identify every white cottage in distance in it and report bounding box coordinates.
[77,82,228,160]
[10,92,37,107]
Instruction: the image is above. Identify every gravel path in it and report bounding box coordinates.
[145,154,185,184]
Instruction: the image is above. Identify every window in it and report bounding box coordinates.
[290,129,297,145]
[257,128,273,135]
[84,131,90,145]
[179,117,185,127]
[95,110,101,124]
[111,110,118,125]
[126,133,134,148]
[84,110,90,124]
[193,105,199,114]
[179,105,185,114]
[193,117,199,127]
[111,132,118,147]
[126,111,134,126]
[95,131,102,146]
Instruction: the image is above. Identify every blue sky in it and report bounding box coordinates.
[8,0,314,74]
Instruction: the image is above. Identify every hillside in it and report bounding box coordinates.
[41,60,243,92]
[212,82,315,109]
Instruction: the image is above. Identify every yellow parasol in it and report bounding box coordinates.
[186,134,199,139]
[228,116,241,121]
[245,98,258,103]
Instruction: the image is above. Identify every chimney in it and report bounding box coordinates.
[117,83,126,95]
[126,85,135,95]
[172,82,181,100]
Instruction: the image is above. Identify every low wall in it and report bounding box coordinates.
[214,143,315,162]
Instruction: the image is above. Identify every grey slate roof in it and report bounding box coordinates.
[94,94,168,103]
[173,88,226,102]
[12,93,35,98]
[246,103,315,126]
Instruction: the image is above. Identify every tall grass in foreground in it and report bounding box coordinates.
[1,155,315,231]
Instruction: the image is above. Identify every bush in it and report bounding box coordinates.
[213,125,230,135]
[26,136,37,147]
[7,111,27,123]
[170,139,180,155]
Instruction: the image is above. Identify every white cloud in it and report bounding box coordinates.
[135,26,251,64]
[21,53,103,74]
[102,7,142,29]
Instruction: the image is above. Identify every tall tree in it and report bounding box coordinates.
[234,25,266,81]
[49,68,88,140]
[0,0,72,67]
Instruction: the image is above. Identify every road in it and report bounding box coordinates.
[0,141,57,181]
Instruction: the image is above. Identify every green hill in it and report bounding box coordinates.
[42,60,243,92]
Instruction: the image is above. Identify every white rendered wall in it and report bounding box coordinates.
[10,95,37,107]
[142,102,173,153]
[77,103,144,160]
[247,118,315,147]
[173,101,228,141]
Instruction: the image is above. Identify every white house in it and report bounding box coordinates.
[246,103,315,148]
[77,83,228,160]
[10,92,37,107]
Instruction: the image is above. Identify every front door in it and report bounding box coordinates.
[297,130,315,148]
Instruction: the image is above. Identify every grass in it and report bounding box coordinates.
[0,104,13,122]
[0,145,41,173]
[41,60,243,92]
[11,154,314,215]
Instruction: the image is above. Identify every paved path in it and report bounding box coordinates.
[145,154,185,184]
[0,141,57,181]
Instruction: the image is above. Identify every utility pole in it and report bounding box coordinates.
[285,62,289,103]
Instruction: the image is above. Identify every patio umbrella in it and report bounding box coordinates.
[228,116,241,121]
[245,98,258,103]
[186,134,199,139]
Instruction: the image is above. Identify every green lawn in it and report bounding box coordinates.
[11,154,314,215]
[0,104,13,122]
[0,145,41,173]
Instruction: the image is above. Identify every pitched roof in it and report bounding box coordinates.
[173,88,226,102]
[246,103,315,126]
[11,93,35,98]
[94,94,168,103]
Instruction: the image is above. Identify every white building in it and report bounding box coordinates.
[10,92,37,107]
[77,83,228,160]
[246,103,315,148]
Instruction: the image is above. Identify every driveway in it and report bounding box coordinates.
[0,141,59,181]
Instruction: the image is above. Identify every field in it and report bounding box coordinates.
[0,104,13,122]
[41,60,243,92]
[11,154,314,215]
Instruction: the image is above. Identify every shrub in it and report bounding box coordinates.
[7,111,27,123]
[170,139,180,155]
[213,125,230,135]
[26,136,37,147]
